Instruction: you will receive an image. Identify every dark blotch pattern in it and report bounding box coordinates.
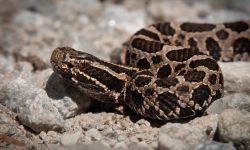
[233,38,250,54]
[179,106,194,118]
[180,23,216,32]
[157,65,172,78]
[174,64,186,72]
[175,34,185,46]
[211,90,222,102]
[125,52,131,65]
[192,84,211,106]
[157,92,179,113]
[134,76,152,87]
[188,38,198,50]
[131,53,137,59]
[131,38,164,53]
[163,38,171,45]
[178,70,186,76]
[137,58,151,70]
[205,37,221,61]
[189,58,219,71]
[224,21,249,33]
[216,29,229,40]
[166,48,202,62]
[184,69,206,82]
[153,22,176,36]
[177,85,189,93]
[151,55,163,64]
[145,88,155,97]
[155,77,179,88]
[208,74,217,85]
[134,29,160,41]
[131,90,144,111]
[219,73,223,85]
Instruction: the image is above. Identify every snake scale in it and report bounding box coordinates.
[51,21,250,121]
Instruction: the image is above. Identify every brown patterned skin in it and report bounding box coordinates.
[51,21,250,121]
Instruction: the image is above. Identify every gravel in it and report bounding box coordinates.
[0,0,250,149]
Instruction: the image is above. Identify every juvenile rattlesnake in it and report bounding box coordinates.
[51,21,250,121]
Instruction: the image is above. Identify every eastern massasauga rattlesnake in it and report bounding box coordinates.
[50,21,250,121]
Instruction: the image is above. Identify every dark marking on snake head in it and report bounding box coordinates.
[205,37,221,61]
[80,65,125,92]
[233,38,250,55]
[224,21,249,33]
[208,74,217,85]
[189,58,219,71]
[157,64,172,78]
[134,76,152,87]
[137,58,151,70]
[192,84,211,106]
[151,55,163,64]
[180,23,216,32]
[216,29,229,40]
[131,38,164,53]
[155,77,179,88]
[184,69,206,82]
[153,22,176,36]
[134,29,160,41]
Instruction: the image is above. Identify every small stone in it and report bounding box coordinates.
[60,131,82,146]
[85,128,103,141]
[113,141,127,149]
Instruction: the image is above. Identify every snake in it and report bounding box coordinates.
[50,21,250,121]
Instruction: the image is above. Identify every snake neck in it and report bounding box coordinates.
[51,47,138,104]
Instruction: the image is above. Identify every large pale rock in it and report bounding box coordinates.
[219,62,250,93]
[0,69,91,133]
[217,109,250,149]
[159,114,219,150]
[195,141,236,150]
[207,93,250,114]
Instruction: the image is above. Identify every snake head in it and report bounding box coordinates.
[50,47,128,103]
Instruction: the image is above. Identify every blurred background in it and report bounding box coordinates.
[0,0,250,65]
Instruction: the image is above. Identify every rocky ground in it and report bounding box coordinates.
[0,0,250,150]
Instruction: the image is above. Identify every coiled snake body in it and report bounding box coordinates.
[51,21,250,121]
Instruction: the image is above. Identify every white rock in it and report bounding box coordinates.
[85,128,103,141]
[159,114,219,150]
[207,93,250,114]
[219,62,250,93]
[218,109,250,146]
[61,131,82,146]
